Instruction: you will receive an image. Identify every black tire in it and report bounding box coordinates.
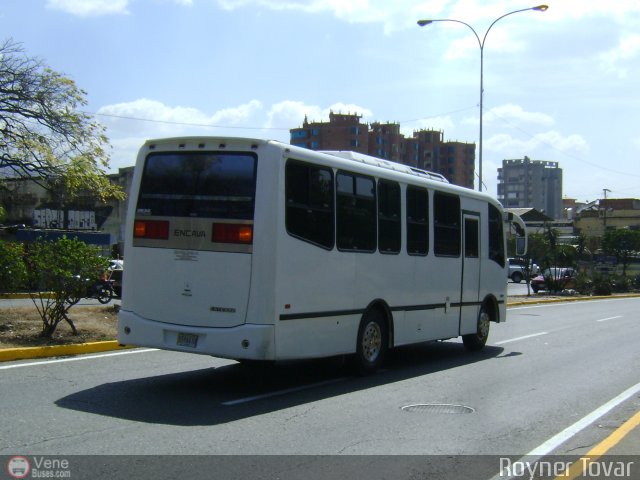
[531,285,539,293]
[353,309,388,375]
[97,286,113,304]
[462,304,490,352]
[511,272,523,283]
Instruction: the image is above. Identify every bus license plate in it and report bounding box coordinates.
[177,332,198,348]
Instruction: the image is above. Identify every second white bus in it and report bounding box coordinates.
[118,136,526,373]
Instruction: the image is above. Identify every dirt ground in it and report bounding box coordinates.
[0,304,118,348]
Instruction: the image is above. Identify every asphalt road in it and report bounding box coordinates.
[1,298,639,478]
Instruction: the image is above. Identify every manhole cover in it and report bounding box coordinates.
[401,403,475,414]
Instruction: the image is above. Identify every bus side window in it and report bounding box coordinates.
[378,180,401,254]
[406,185,429,256]
[488,204,505,267]
[434,192,461,257]
[336,171,376,252]
[285,160,335,250]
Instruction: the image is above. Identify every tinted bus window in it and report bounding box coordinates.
[489,204,505,267]
[378,180,401,254]
[465,218,479,258]
[434,192,460,256]
[285,160,334,249]
[337,171,376,252]
[406,186,428,255]
[137,152,257,219]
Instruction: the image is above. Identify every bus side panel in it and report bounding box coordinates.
[276,316,360,360]
[274,235,358,358]
[244,143,281,327]
[398,255,461,345]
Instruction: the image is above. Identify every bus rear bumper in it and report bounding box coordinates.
[117,309,276,360]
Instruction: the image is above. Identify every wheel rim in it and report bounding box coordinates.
[361,321,382,362]
[478,311,490,339]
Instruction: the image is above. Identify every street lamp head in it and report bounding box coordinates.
[417,19,433,27]
[533,5,549,11]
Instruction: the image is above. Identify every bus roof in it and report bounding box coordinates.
[141,136,500,208]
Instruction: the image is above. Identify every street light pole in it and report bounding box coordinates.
[418,5,548,192]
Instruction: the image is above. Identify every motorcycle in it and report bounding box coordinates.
[69,276,114,305]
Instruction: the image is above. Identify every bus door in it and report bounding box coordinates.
[460,213,481,333]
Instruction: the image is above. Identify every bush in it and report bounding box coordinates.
[611,275,631,293]
[0,241,28,292]
[575,272,593,295]
[591,274,612,296]
[24,237,108,337]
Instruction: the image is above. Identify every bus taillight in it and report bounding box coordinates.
[134,220,170,240]
[212,223,253,244]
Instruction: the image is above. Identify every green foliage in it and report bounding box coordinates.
[0,38,124,202]
[601,229,640,276]
[591,274,612,296]
[24,237,108,337]
[575,272,593,296]
[0,241,28,292]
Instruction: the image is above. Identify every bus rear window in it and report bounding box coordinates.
[136,152,257,219]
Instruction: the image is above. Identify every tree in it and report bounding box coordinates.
[0,38,123,201]
[601,229,640,276]
[24,237,108,338]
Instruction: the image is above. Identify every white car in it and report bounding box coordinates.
[507,257,539,283]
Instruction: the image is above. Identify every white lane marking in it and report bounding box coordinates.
[0,348,158,370]
[494,332,548,345]
[597,315,623,322]
[491,380,640,480]
[222,378,348,406]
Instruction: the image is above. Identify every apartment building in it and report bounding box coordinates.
[497,156,563,219]
[290,112,475,189]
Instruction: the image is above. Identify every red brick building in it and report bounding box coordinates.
[290,112,475,189]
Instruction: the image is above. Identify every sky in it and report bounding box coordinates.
[2,0,639,202]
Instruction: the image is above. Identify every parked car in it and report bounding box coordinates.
[531,267,577,293]
[507,257,539,283]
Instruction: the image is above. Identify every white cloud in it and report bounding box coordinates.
[265,100,373,128]
[97,98,263,136]
[46,0,130,16]
[485,130,589,157]
[483,103,555,127]
[98,98,265,168]
[99,98,376,169]
[401,116,454,137]
[45,0,193,16]
[599,34,640,79]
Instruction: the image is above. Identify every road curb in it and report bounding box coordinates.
[0,341,132,362]
[507,293,640,307]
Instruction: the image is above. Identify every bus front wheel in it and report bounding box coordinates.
[462,305,490,352]
[353,309,388,375]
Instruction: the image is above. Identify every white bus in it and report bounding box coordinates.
[118,136,526,373]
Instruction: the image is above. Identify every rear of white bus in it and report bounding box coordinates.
[118,137,275,360]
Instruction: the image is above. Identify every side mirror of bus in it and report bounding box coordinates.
[507,212,527,256]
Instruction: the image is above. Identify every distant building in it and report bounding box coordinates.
[497,156,563,220]
[574,198,640,237]
[290,112,475,188]
[0,167,135,254]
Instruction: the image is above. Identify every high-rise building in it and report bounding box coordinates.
[290,112,475,189]
[497,156,563,219]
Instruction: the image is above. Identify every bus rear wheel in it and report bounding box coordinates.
[353,309,388,375]
[462,305,490,351]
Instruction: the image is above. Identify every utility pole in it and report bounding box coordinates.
[602,188,611,232]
